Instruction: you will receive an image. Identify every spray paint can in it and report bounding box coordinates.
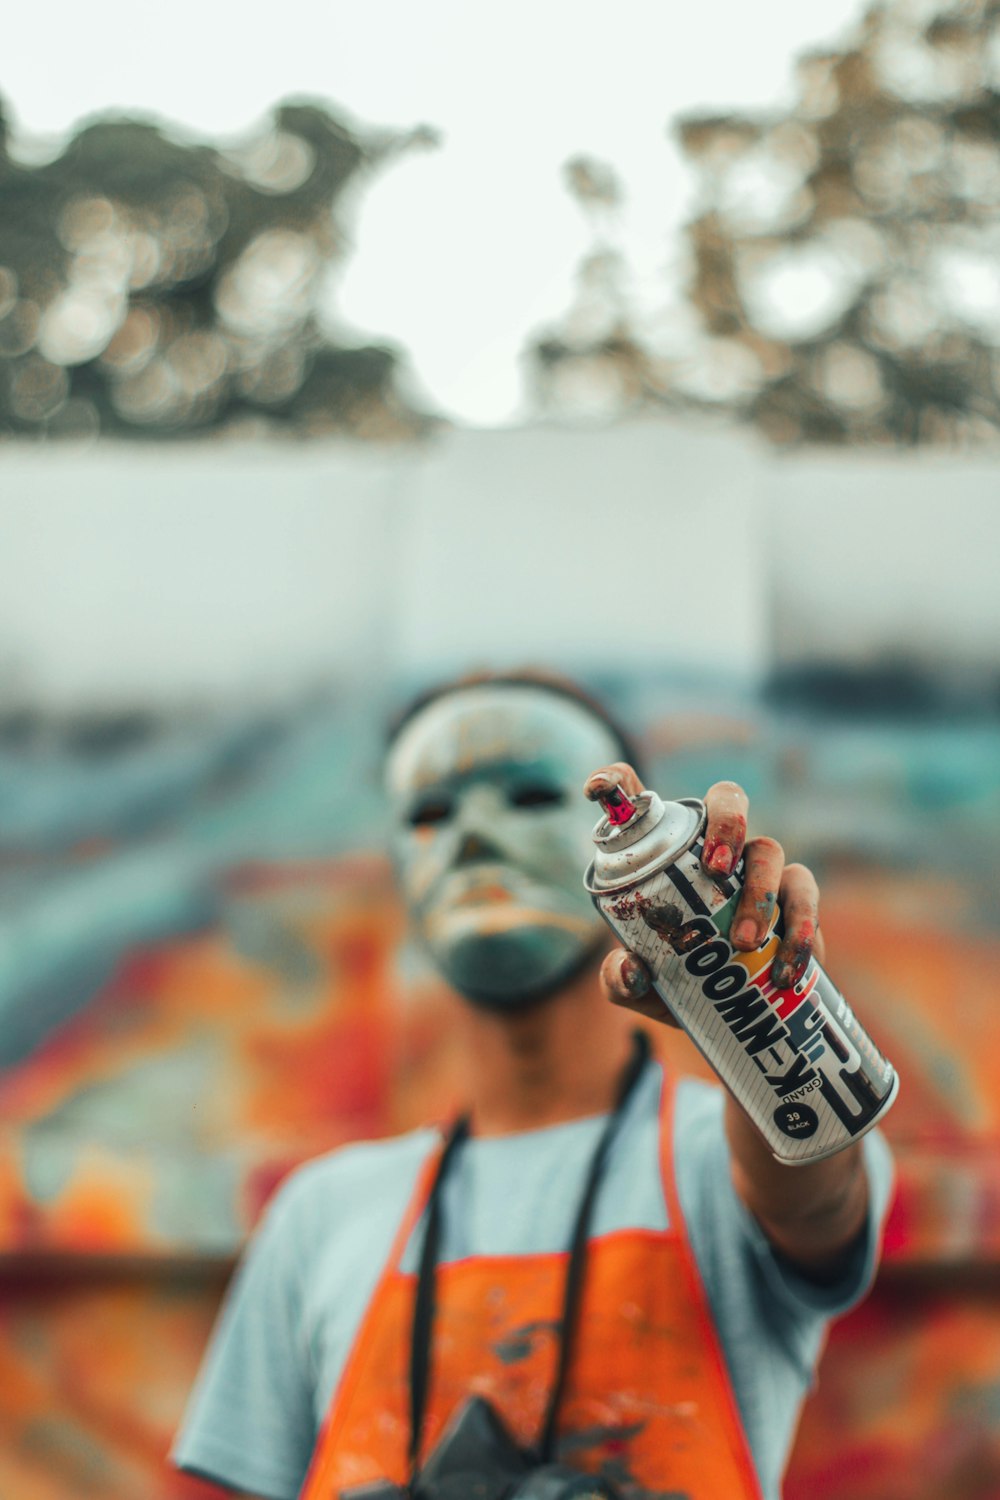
[584,786,898,1164]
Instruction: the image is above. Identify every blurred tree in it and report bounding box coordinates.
[532,155,663,422]
[531,0,1000,446]
[0,99,437,440]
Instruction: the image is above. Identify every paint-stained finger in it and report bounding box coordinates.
[583,762,646,804]
[701,780,749,878]
[772,862,820,989]
[600,949,679,1027]
[601,947,651,1001]
[730,836,784,951]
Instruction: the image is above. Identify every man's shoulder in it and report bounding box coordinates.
[260,1126,440,1244]
[291,1125,440,1190]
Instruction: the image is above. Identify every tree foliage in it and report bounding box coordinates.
[0,98,435,440]
[532,0,1000,446]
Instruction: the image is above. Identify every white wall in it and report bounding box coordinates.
[0,444,406,708]
[0,420,769,710]
[393,421,768,677]
[1,422,996,710]
[765,453,1000,668]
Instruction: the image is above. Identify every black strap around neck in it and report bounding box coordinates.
[407,1030,652,1485]
[407,1113,470,1477]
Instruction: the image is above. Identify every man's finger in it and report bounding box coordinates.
[772,862,820,989]
[583,762,646,803]
[600,949,679,1027]
[730,836,784,950]
[702,780,750,878]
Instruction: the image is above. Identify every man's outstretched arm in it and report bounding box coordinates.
[588,767,874,1280]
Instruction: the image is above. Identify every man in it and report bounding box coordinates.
[173,672,893,1500]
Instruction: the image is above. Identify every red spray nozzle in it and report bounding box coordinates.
[601,785,639,827]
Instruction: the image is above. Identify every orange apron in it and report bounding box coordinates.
[301,1071,763,1500]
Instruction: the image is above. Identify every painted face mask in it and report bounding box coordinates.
[386,685,623,1012]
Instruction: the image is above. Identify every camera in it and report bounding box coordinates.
[344,1396,622,1500]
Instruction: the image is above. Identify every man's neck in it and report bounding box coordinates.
[453,964,639,1137]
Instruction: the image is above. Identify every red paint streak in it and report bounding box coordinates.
[772,968,818,1019]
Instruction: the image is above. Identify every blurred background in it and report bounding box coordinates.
[2,1,1000,1496]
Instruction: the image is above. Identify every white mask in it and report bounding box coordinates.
[386,685,622,1011]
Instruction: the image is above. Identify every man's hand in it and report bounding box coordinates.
[584,766,869,1282]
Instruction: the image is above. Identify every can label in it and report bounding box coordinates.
[593,827,897,1164]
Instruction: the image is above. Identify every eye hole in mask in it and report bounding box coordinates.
[408,797,455,827]
[508,785,565,810]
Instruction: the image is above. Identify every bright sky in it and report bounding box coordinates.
[3,0,869,425]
